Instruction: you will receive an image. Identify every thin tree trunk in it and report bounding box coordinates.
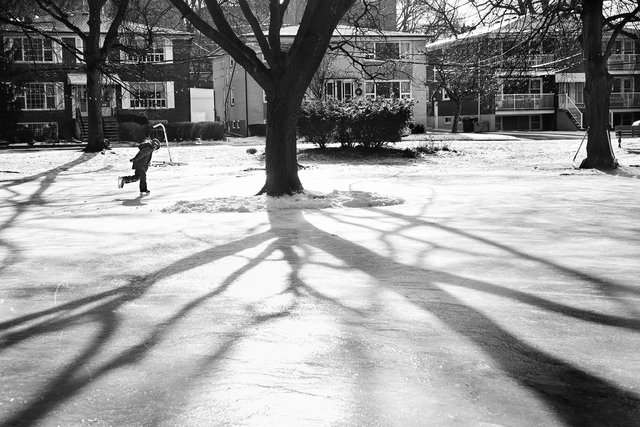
[451,100,462,133]
[580,0,617,169]
[257,93,303,196]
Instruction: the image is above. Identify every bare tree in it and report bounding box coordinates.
[0,0,131,152]
[470,0,640,169]
[427,34,505,133]
[166,0,358,196]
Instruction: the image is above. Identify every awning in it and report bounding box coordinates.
[67,73,123,85]
[556,73,586,83]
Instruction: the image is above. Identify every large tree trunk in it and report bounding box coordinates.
[83,2,107,153]
[257,92,303,196]
[84,63,106,152]
[580,0,617,169]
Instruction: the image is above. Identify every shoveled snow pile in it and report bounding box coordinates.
[161,190,404,213]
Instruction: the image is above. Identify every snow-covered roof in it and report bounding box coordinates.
[248,25,428,41]
[2,13,192,37]
[425,16,523,51]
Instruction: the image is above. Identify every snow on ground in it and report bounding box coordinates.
[1,132,640,426]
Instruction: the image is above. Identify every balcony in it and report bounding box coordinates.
[609,92,640,108]
[608,54,640,71]
[495,93,555,111]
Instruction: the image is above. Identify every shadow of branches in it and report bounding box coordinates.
[1,202,639,426]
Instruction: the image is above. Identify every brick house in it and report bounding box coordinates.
[2,12,213,141]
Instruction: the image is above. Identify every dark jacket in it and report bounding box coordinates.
[131,141,155,171]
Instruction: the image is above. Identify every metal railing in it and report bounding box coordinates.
[609,92,640,108]
[608,54,640,71]
[495,93,555,111]
[558,94,583,128]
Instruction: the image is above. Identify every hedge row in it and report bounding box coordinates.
[118,121,225,143]
[298,98,414,149]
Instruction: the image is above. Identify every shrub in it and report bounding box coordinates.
[414,140,450,154]
[116,112,149,125]
[119,122,149,143]
[411,123,425,134]
[298,98,340,148]
[299,97,414,149]
[195,121,225,140]
[4,125,34,144]
[165,122,196,141]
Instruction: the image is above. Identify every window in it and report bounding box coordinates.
[444,117,452,124]
[503,78,542,94]
[364,80,411,99]
[126,41,165,63]
[130,82,167,108]
[495,116,502,131]
[15,83,62,110]
[363,42,412,61]
[400,42,411,59]
[613,77,634,93]
[442,88,450,101]
[230,86,235,106]
[376,42,400,60]
[530,115,542,130]
[6,37,55,62]
[530,78,542,93]
[324,79,356,101]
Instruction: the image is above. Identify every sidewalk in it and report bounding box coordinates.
[0,141,639,426]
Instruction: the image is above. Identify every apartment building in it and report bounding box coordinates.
[213,25,429,137]
[425,19,640,131]
[2,12,213,140]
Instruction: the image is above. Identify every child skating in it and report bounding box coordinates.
[118,139,161,195]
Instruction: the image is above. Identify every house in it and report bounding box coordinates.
[425,18,640,131]
[2,12,214,141]
[213,25,429,137]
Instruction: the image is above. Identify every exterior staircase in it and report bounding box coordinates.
[558,94,584,130]
[102,117,119,142]
[564,110,583,130]
[77,116,119,142]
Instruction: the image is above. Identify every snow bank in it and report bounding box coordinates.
[160,190,404,213]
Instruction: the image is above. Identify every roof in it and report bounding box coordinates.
[425,16,523,51]
[2,13,192,37]
[250,25,428,41]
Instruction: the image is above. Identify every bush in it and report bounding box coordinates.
[195,121,225,140]
[116,112,149,125]
[410,123,425,134]
[414,140,450,154]
[4,125,34,144]
[119,122,149,143]
[165,122,196,141]
[298,98,340,148]
[299,98,414,149]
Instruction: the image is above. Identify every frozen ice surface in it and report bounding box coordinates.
[0,134,639,426]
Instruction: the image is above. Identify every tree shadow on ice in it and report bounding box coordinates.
[313,207,640,425]
[1,204,639,426]
[0,227,303,426]
[0,152,98,274]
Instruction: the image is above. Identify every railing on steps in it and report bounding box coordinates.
[76,108,86,139]
[559,94,583,129]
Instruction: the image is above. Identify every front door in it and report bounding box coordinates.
[101,86,115,117]
[72,85,88,118]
